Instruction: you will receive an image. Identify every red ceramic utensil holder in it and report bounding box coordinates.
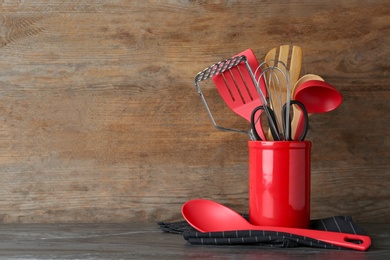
[248,141,311,228]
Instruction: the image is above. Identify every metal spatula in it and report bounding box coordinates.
[194,49,266,139]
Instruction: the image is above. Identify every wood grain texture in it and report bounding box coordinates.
[0,1,389,223]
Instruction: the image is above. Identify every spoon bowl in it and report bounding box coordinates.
[291,76,342,139]
[182,199,371,251]
[295,80,342,113]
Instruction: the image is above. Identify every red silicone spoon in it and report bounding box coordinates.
[182,199,371,251]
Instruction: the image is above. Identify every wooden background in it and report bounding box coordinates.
[0,1,388,224]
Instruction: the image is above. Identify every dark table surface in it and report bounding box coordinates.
[0,223,388,259]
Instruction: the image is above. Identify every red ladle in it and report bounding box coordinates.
[295,79,342,113]
[182,199,371,251]
[293,79,342,139]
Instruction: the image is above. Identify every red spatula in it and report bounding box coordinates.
[194,50,267,139]
[211,49,268,139]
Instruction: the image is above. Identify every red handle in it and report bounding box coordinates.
[293,112,306,140]
[248,225,371,251]
[287,228,371,251]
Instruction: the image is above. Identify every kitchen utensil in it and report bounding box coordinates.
[282,100,308,140]
[291,74,324,139]
[295,80,342,113]
[250,105,278,141]
[262,45,303,140]
[211,49,269,140]
[293,78,342,139]
[250,100,308,141]
[194,49,268,140]
[182,199,371,251]
[289,46,303,86]
[212,49,264,114]
[254,61,292,140]
[265,45,302,86]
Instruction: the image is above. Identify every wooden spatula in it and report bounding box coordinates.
[264,45,302,140]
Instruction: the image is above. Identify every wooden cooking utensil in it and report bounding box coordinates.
[263,45,302,140]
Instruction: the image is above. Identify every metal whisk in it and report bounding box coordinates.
[253,60,292,140]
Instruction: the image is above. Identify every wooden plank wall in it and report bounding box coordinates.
[0,1,388,224]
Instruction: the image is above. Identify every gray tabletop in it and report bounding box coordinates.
[0,223,388,259]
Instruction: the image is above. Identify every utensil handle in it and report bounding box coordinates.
[293,229,371,251]
[293,112,306,140]
[252,226,371,251]
[283,100,308,141]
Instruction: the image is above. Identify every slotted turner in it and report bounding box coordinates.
[212,49,265,120]
[194,49,266,139]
